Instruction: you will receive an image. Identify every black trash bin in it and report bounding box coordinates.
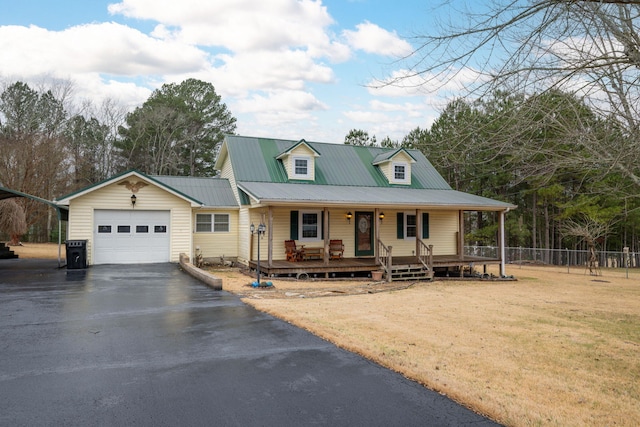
[66,240,87,269]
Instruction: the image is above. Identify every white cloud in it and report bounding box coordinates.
[0,23,207,77]
[368,67,485,99]
[343,21,412,57]
[234,90,327,114]
[108,0,348,59]
[207,50,336,96]
[0,1,448,143]
[343,110,390,123]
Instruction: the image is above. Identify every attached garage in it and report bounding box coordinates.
[93,210,170,264]
[55,170,239,266]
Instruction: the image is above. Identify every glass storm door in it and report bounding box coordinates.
[355,211,374,256]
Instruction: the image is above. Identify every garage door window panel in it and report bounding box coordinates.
[118,225,131,233]
[136,225,149,233]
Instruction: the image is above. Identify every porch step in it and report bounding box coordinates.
[0,244,18,259]
[389,264,433,282]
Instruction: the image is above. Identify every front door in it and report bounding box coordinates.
[354,211,374,256]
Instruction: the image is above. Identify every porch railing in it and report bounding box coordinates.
[417,239,434,273]
[377,239,393,280]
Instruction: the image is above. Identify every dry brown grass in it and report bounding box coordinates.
[9,244,639,426]
[215,265,640,427]
[6,242,63,259]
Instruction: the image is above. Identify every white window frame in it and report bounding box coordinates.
[392,161,409,184]
[299,210,322,241]
[292,156,312,179]
[195,213,230,233]
[404,212,417,240]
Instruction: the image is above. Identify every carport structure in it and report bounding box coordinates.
[0,185,68,267]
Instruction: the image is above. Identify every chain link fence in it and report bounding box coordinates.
[465,246,640,268]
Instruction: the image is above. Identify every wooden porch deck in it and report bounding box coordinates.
[248,254,502,279]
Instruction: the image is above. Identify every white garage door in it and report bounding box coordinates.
[93,210,170,264]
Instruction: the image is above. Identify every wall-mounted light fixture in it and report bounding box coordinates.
[346,212,353,224]
[379,212,385,222]
[131,194,137,208]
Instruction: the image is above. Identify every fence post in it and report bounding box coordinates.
[519,246,522,268]
[566,248,569,274]
[624,247,629,279]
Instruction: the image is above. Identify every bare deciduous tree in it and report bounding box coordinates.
[386,1,640,194]
[0,199,27,245]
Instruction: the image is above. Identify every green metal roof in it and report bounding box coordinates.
[56,169,205,207]
[238,182,516,210]
[371,147,417,165]
[223,135,451,189]
[154,176,237,208]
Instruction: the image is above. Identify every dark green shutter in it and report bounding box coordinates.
[290,211,298,240]
[321,211,326,239]
[422,213,430,239]
[397,212,404,239]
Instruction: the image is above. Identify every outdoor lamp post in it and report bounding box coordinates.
[250,222,266,284]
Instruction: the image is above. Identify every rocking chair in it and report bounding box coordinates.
[284,240,304,262]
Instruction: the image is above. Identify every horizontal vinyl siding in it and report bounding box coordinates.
[239,207,461,264]
[249,207,361,261]
[220,157,241,205]
[68,181,192,264]
[238,208,251,265]
[67,199,94,262]
[193,210,239,260]
[383,210,458,255]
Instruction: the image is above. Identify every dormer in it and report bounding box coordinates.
[372,148,417,185]
[276,139,321,181]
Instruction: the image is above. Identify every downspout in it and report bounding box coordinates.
[268,206,273,267]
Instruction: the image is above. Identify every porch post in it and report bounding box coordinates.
[499,209,506,277]
[268,206,273,267]
[415,209,421,259]
[323,207,329,265]
[375,207,380,264]
[458,210,465,260]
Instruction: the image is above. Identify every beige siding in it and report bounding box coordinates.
[67,180,192,264]
[237,207,461,265]
[379,152,413,185]
[380,210,458,255]
[282,145,316,181]
[192,210,239,260]
[237,207,251,265]
[219,155,241,205]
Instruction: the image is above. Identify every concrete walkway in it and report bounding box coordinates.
[0,260,501,426]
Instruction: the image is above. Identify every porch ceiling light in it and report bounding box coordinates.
[346,212,353,224]
[131,194,137,208]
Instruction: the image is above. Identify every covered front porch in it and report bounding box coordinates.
[248,252,505,282]
[246,206,511,282]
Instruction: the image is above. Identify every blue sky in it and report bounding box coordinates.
[0,0,460,143]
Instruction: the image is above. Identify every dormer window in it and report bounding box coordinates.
[372,148,416,186]
[276,139,320,181]
[294,156,310,178]
[392,162,409,184]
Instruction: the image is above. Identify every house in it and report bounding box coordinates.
[55,135,516,281]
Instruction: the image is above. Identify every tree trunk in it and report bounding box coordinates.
[532,192,537,251]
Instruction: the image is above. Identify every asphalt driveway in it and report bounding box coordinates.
[0,260,500,426]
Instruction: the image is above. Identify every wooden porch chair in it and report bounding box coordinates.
[329,239,344,260]
[284,240,304,262]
